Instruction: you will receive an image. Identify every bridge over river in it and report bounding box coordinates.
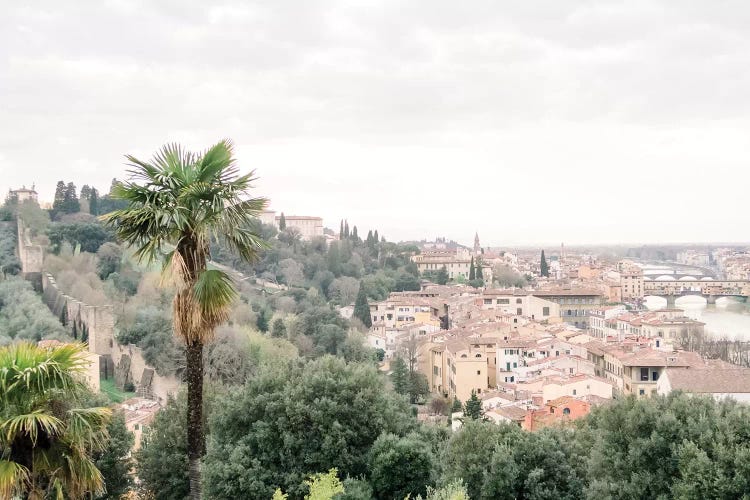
[644,278,750,306]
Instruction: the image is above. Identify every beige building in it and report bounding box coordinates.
[412,251,472,280]
[620,265,644,300]
[531,288,604,329]
[8,185,38,204]
[259,210,324,240]
[541,374,614,403]
[479,289,560,322]
[116,397,160,451]
[427,337,499,402]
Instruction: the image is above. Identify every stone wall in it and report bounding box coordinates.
[16,218,43,290]
[41,271,181,402]
[20,216,182,403]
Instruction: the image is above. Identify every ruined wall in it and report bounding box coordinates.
[41,271,181,402]
[16,218,43,289]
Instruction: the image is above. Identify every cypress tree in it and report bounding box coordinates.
[340,220,344,240]
[344,220,350,238]
[352,225,359,242]
[89,188,99,216]
[53,181,66,211]
[279,212,286,231]
[540,250,549,278]
[366,230,373,246]
[469,256,476,280]
[476,258,484,280]
[374,230,379,243]
[436,265,449,285]
[353,281,372,328]
[390,357,409,396]
[63,182,80,213]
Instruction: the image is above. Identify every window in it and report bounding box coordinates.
[433,366,439,375]
[498,299,510,304]
[516,298,522,304]
[572,389,577,395]
[513,362,517,368]
[640,368,649,381]
[477,370,481,375]
[563,407,571,415]
[652,371,659,381]
[484,299,492,305]
[516,308,523,315]
[475,353,482,358]
[639,389,645,396]
[543,307,550,316]
[134,424,139,430]
[506,362,511,371]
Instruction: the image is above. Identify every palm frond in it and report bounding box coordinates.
[192,269,237,329]
[0,460,30,499]
[66,407,112,453]
[0,412,64,446]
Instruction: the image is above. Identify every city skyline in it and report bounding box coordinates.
[3,1,750,245]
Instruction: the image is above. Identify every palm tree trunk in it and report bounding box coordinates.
[186,341,204,500]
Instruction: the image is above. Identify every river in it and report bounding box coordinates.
[644,295,750,341]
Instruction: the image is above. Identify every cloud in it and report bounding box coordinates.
[1,0,749,245]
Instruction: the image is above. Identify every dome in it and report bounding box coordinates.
[679,276,697,281]
[656,275,675,281]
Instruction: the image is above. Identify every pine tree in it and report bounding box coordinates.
[540,250,549,278]
[279,212,286,231]
[390,357,409,396]
[463,390,484,420]
[53,181,66,211]
[469,256,476,281]
[451,397,463,413]
[353,281,372,328]
[80,184,92,200]
[89,188,99,216]
[63,182,80,213]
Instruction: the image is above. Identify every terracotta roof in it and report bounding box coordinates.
[665,368,750,393]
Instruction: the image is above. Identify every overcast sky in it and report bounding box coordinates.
[2,1,749,246]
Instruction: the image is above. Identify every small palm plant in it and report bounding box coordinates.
[0,342,112,499]
[101,139,267,499]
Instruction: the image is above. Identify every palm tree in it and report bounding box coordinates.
[0,342,112,499]
[101,139,266,499]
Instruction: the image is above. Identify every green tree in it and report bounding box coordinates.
[203,356,415,499]
[368,433,435,500]
[540,250,549,277]
[271,317,287,338]
[417,480,469,500]
[436,265,449,285]
[462,390,484,420]
[256,307,271,332]
[344,220,350,238]
[339,220,344,240]
[390,356,410,396]
[137,394,190,500]
[89,188,100,216]
[0,342,112,499]
[468,256,475,280]
[279,212,286,231]
[102,139,267,499]
[63,182,80,213]
[451,397,462,413]
[475,259,483,280]
[53,180,66,212]
[305,469,344,500]
[353,281,372,328]
[96,241,122,279]
[94,411,134,499]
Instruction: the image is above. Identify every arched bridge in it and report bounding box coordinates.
[644,279,749,305]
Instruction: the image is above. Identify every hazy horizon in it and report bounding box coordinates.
[3,1,750,246]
